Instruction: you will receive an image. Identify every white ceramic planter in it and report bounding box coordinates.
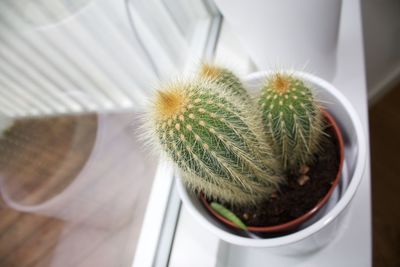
[176,71,367,253]
[214,0,342,81]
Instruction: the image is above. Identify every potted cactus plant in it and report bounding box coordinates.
[144,64,366,250]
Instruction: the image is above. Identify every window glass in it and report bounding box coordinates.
[0,0,217,266]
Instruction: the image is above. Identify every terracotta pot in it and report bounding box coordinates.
[200,109,345,233]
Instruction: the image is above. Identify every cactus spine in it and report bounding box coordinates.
[259,73,324,169]
[199,63,250,103]
[148,79,282,205]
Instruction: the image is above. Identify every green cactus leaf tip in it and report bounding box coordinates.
[211,202,247,230]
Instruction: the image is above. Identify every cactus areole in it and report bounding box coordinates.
[150,79,282,206]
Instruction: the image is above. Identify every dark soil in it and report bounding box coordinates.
[208,123,341,227]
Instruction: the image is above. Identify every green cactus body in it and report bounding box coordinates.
[149,79,282,205]
[259,73,324,169]
[199,63,250,103]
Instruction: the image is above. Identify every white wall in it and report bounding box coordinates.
[362,0,400,103]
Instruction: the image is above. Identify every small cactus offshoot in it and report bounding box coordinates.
[259,73,324,169]
[199,63,250,102]
[146,78,282,205]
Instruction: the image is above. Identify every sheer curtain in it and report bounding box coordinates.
[0,0,216,117]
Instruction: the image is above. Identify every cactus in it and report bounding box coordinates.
[146,78,282,205]
[259,73,324,170]
[199,63,250,103]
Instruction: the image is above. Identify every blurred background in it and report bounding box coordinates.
[0,0,398,266]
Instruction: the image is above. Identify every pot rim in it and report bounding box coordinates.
[200,110,344,233]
